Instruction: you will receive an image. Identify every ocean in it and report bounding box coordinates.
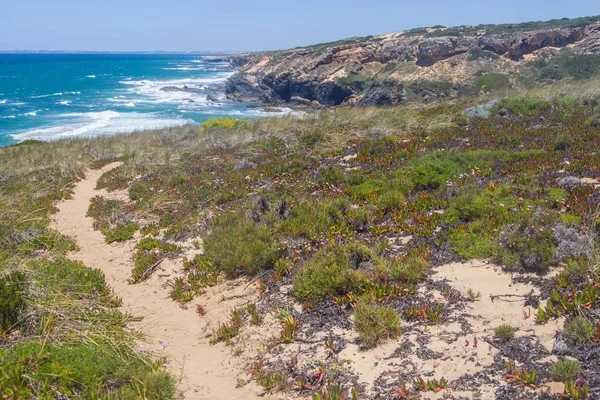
[0,53,284,147]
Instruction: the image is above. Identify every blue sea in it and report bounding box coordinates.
[0,53,284,146]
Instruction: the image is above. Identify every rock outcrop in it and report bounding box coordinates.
[225,16,600,107]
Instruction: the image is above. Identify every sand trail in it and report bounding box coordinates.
[51,163,270,399]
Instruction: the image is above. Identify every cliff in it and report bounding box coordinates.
[225,16,600,107]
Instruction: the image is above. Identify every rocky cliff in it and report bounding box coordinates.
[225,16,600,107]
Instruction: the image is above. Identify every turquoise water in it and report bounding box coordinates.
[0,54,281,146]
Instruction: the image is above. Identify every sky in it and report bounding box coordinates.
[1,0,599,52]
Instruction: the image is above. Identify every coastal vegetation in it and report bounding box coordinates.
[2,88,600,398]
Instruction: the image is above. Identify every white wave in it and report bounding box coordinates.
[30,91,81,99]
[12,111,194,141]
[117,74,232,105]
[58,100,71,106]
[124,102,136,107]
[162,67,203,71]
[86,75,96,78]
[1,115,16,119]
[0,99,6,104]
[24,111,38,116]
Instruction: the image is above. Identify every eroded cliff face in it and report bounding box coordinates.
[225,20,600,107]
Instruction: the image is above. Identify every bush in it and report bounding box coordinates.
[129,180,150,201]
[105,222,139,243]
[354,300,400,347]
[495,214,558,273]
[0,341,176,399]
[551,360,581,381]
[293,244,367,300]
[554,134,574,151]
[408,149,542,190]
[167,172,190,187]
[564,317,595,345]
[497,97,552,115]
[204,214,278,277]
[377,190,406,212]
[475,73,509,92]
[0,271,28,333]
[299,130,325,147]
[389,256,428,283]
[494,324,515,342]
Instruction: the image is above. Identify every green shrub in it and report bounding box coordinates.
[129,180,150,201]
[408,150,544,190]
[140,223,160,237]
[0,341,176,399]
[132,251,159,282]
[167,172,190,187]
[299,130,325,147]
[36,257,110,298]
[494,324,515,341]
[105,222,139,243]
[204,214,278,277]
[0,272,28,333]
[377,190,406,212]
[389,256,428,283]
[354,300,400,347]
[475,73,509,92]
[497,97,552,115]
[564,317,595,344]
[87,195,121,222]
[293,244,367,300]
[280,200,343,241]
[555,134,574,151]
[551,360,581,381]
[318,166,346,185]
[366,136,397,156]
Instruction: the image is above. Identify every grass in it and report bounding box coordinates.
[354,300,401,347]
[203,213,279,277]
[564,317,596,345]
[293,244,367,301]
[494,324,516,341]
[551,360,581,381]
[475,73,510,92]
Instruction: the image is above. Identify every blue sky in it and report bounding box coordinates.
[1,0,598,52]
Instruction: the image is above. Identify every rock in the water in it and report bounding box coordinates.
[206,94,219,102]
[160,85,203,93]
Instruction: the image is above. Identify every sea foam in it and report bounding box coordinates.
[12,111,194,141]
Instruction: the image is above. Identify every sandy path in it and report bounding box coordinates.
[51,163,268,399]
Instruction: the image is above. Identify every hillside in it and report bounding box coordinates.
[2,94,600,399]
[225,15,600,107]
